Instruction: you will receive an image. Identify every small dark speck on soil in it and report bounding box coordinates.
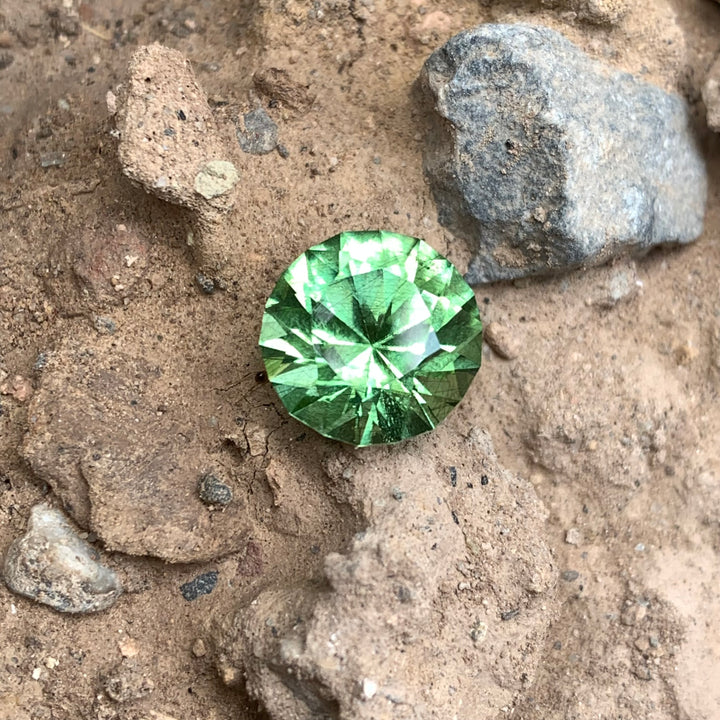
[277,144,290,159]
[255,371,267,383]
[480,474,489,486]
[449,466,457,487]
[561,570,580,582]
[501,608,520,621]
[177,109,187,121]
[391,487,406,501]
[451,510,459,525]
[467,482,474,489]
[180,571,218,601]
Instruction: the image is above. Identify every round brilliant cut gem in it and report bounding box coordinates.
[259,230,483,446]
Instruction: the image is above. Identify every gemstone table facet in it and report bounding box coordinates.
[259,230,483,446]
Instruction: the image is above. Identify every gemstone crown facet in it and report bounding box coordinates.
[259,230,483,446]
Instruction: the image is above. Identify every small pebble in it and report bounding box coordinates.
[34,353,49,371]
[118,637,140,658]
[565,527,582,545]
[195,273,215,295]
[236,108,278,155]
[675,341,698,366]
[483,322,520,360]
[44,657,59,669]
[587,263,640,308]
[361,678,378,700]
[621,603,647,626]
[104,660,155,703]
[94,316,117,335]
[192,638,207,657]
[39,151,68,168]
[561,570,580,582]
[2,504,122,613]
[197,472,232,506]
[470,619,488,642]
[180,571,218,601]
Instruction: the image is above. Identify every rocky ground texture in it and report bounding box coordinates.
[1,1,719,719]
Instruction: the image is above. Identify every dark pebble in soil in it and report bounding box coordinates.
[195,273,215,294]
[236,108,278,155]
[180,571,218,601]
[198,472,232,506]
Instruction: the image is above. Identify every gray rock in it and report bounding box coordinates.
[198,472,233,506]
[236,108,278,155]
[2,504,122,613]
[195,272,216,294]
[421,23,707,284]
[180,570,218,601]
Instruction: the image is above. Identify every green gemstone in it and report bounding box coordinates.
[259,230,483,446]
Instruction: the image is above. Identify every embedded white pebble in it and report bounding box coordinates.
[2,504,122,613]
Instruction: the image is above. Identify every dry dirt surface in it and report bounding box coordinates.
[1,0,720,719]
